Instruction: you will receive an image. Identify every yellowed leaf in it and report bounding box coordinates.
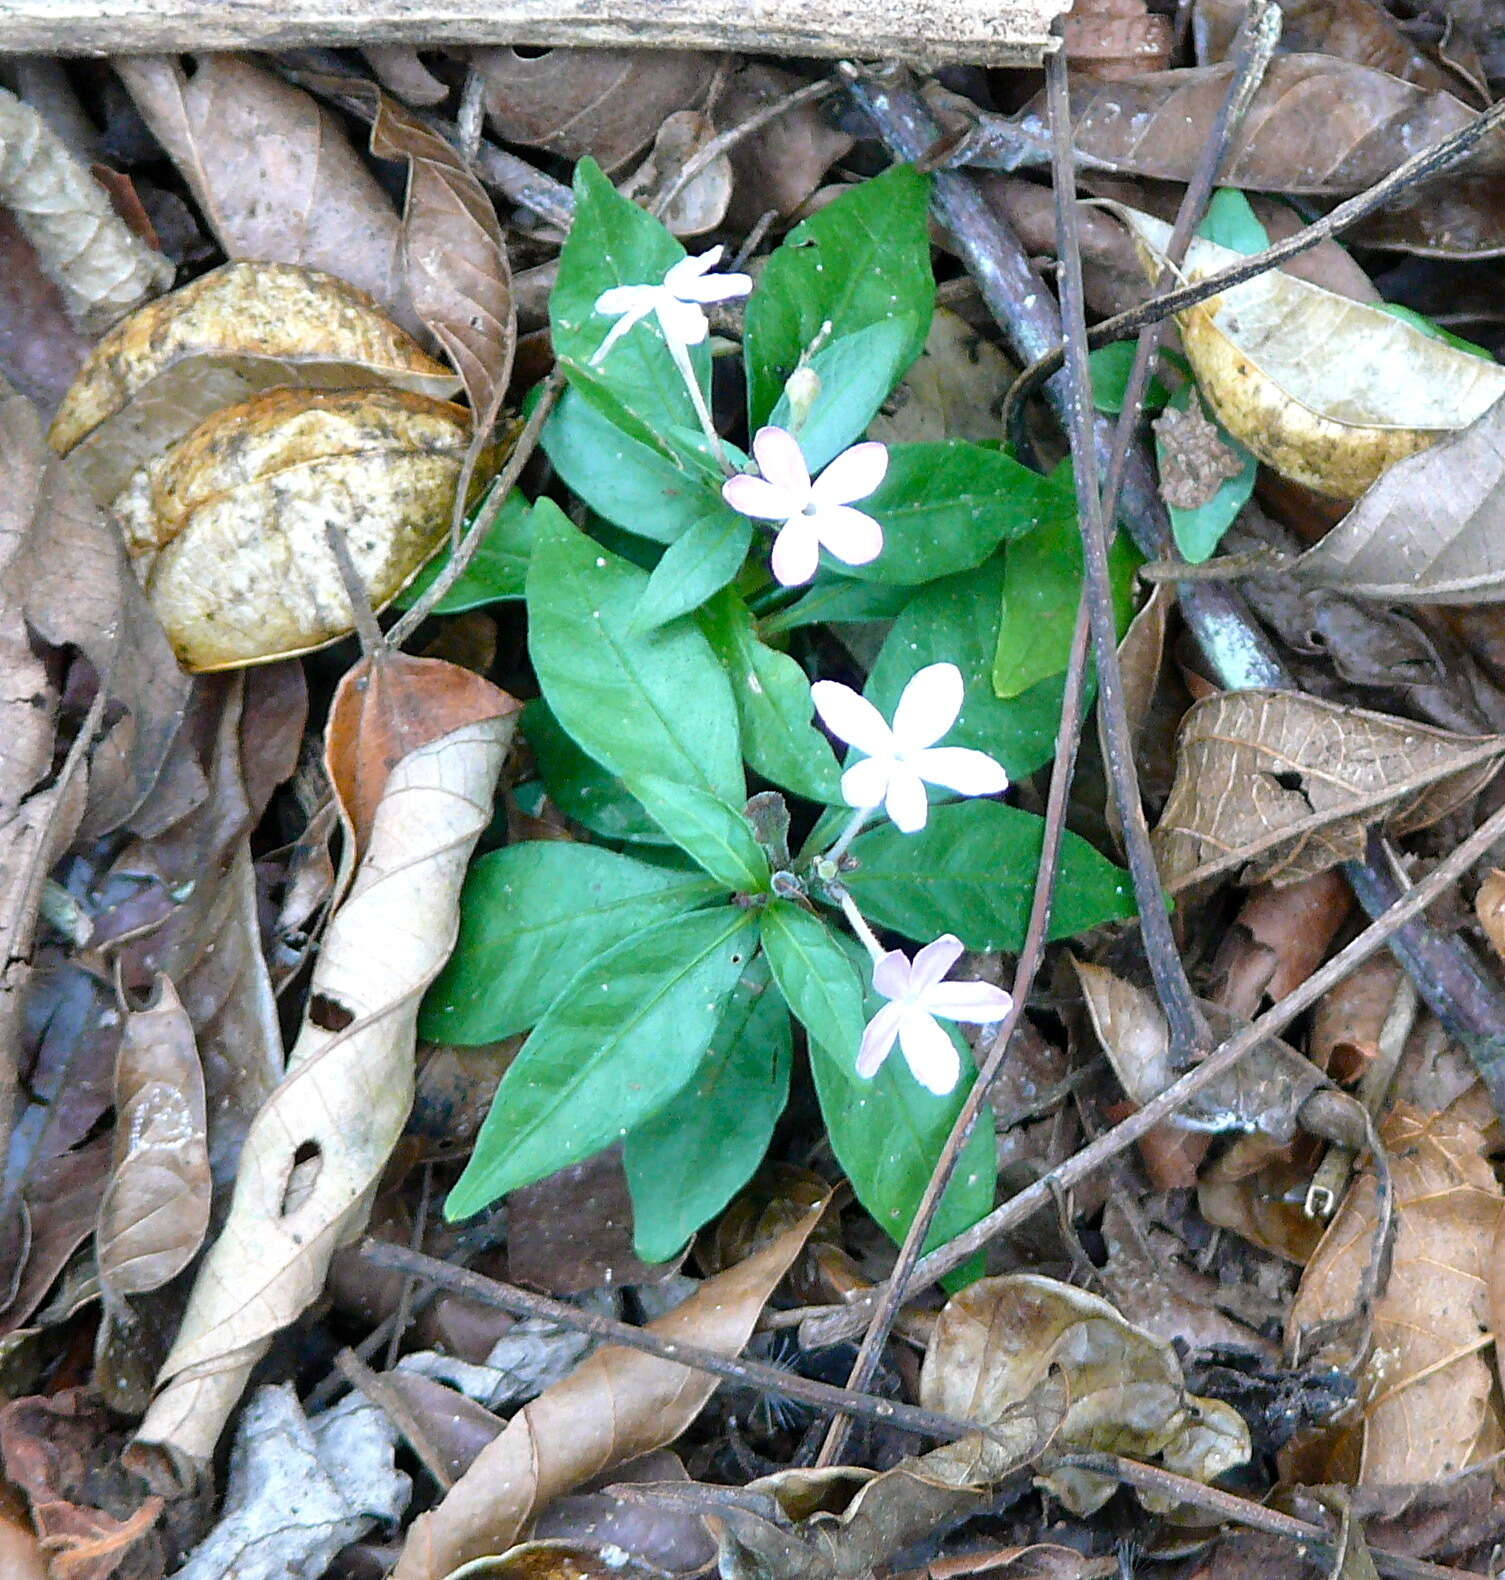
[116,385,480,671]
[47,260,460,502]
[1477,868,1505,962]
[1114,205,1505,498]
[135,671,517,1467]
[391,1193,830,1580]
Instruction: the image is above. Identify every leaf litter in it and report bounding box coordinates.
[10,14,1505,1580]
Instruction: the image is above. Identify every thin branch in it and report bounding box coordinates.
[358,1240,1026,1451]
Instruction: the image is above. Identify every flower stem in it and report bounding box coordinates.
[834,886,884,965]
[667,336,729,471]
[821,806,871,869]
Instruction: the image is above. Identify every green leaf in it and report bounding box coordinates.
[626,773,770,891]
[745,164,935,428]
[542,386,726,544]
[1200,187,1270,255]
[623,956,791,1261]
[865,553,1070,781]
[842,800,1136,950]
[992,491,1140,698]
[523,699,670,845]
[1160,385,1256,565]
[421,843,724,1042]
[700,589,843,804]
[1089,340,1172,415]
[845,442,1074,585]
[632,509,753,631]
[766,318,918,472]
[527,500,744,805]
[757,577,913,637]
[1377,303,1495,361]
[759,899,869,1073]
[446,905,760,1217]
[551,158,708,445]
[399,488,535,612]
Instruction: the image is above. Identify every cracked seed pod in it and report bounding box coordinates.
[116,385,480,671]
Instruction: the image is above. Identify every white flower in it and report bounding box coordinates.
[591,246,752,364]
[858,935,1013,1094]
[722,426,888,587]
[810,662,1009,834]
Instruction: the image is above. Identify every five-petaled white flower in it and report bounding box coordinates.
[859,935,1013,1094]
[722,426,888,587]
[591,246,752,364]
[811,662,1009,834]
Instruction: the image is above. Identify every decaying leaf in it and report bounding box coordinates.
[0,209,92,414]
[1477,869,1505,963]
[867,308,1015,446]
[1291,394,1505,604]
[924,1275,1250,1514]
[96,974,209,1301]
[719,63,853,231]
[1063,0,1173,78]
[1114,207,1505,498]
[0,85,172,333]
[1151,689,1505,890]
[135,659,517,1467]
[114,385,480,671]
[48,260,460,504]
[622,111,733,238]
[1153,393,1245,509]
[390,1193,829,1580]
[1288,1103,1505,1485]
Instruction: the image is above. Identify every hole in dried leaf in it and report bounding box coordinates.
[1270,770,1305,793]
[308,993,355,1031]
[281,1140,324,1218]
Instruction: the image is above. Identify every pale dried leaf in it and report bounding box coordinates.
[391,1197,828,1580]
[1477,869,1505,962]
[867,309,1015,446]
[0,210,91,414]
[118,385,477,671]
[96,974,209,1300]
[622,111,732,238]
[1292,395,1505,603]
[922,1275,1249,1515]
[114,55,419,337]
[0,85,171,332]
[1114,206,1505,499]
[1152,689,1505,889]
[48,260,460,503]
[1289,1104,1505,1484]
[1153,394,1244,509]
[136,677,516,1467]
[361,45,449,106]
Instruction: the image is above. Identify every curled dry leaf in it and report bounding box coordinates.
[923,1275,1250,1514]
[1152,689,1505,890]
[95,974,209,1301]
[1114,206,1505,499]
[0,85,172,333]
[135,660,517,1467]
[114,385,480,671]
[1288,1104,1505,1485]
[1291,395,1505,604]
[48,260,460,505]
[1477,869,1505,963]
[391,1192,829,1580]
[622,111,732,237]
[719,63,853,231]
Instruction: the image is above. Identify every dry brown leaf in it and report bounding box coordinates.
[0,209,91,414]
[719,63,853,232]
[0,1483,45,1580]
[1477,869,1505,962]
[48,260,460,504]
[1063,0,1173,79]
[472,48,720,172]
[924,1275,1249,1515]
[0,84,171,333]
[114,55,419,338]
[115,385,479,671]
[1152,689,1505,890]
[1288,1103,1505,1485]
[135,663,517,1467]
[1291,395,1505,603]
[866,309,1015,446]
[361,45,449,106]
[622,111,732,238]
[1153,394,1245,509]
[391,1193,829,1580]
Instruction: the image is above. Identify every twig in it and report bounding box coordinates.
[322,522,385,655]
[1046,47,1208,1061]
[817,599,1094,1466]
[801,788,1505,1340]
[358,1240,1026,1451]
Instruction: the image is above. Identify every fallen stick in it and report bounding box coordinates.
[0,0,1069,64]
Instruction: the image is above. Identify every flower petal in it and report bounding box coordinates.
[892,662,964,751]
[922,981,1015,1023]
[663,248,722,291]
[856,1001,905,1078]
[810,504,883,567]
[884,767,931,833]
[811,681,895,757]
[840,756,893,811]
[722,474,801,521]
[908,934,966,995]
[594,283,654,316]
[871,947,913,1002]
[752,426,811,496]
[655,296,709,347]
[811,440,889,506]
[769,519,822,586]
[680,270,753,304]
[896,1010,962,1095]
[910,746,1010,798]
